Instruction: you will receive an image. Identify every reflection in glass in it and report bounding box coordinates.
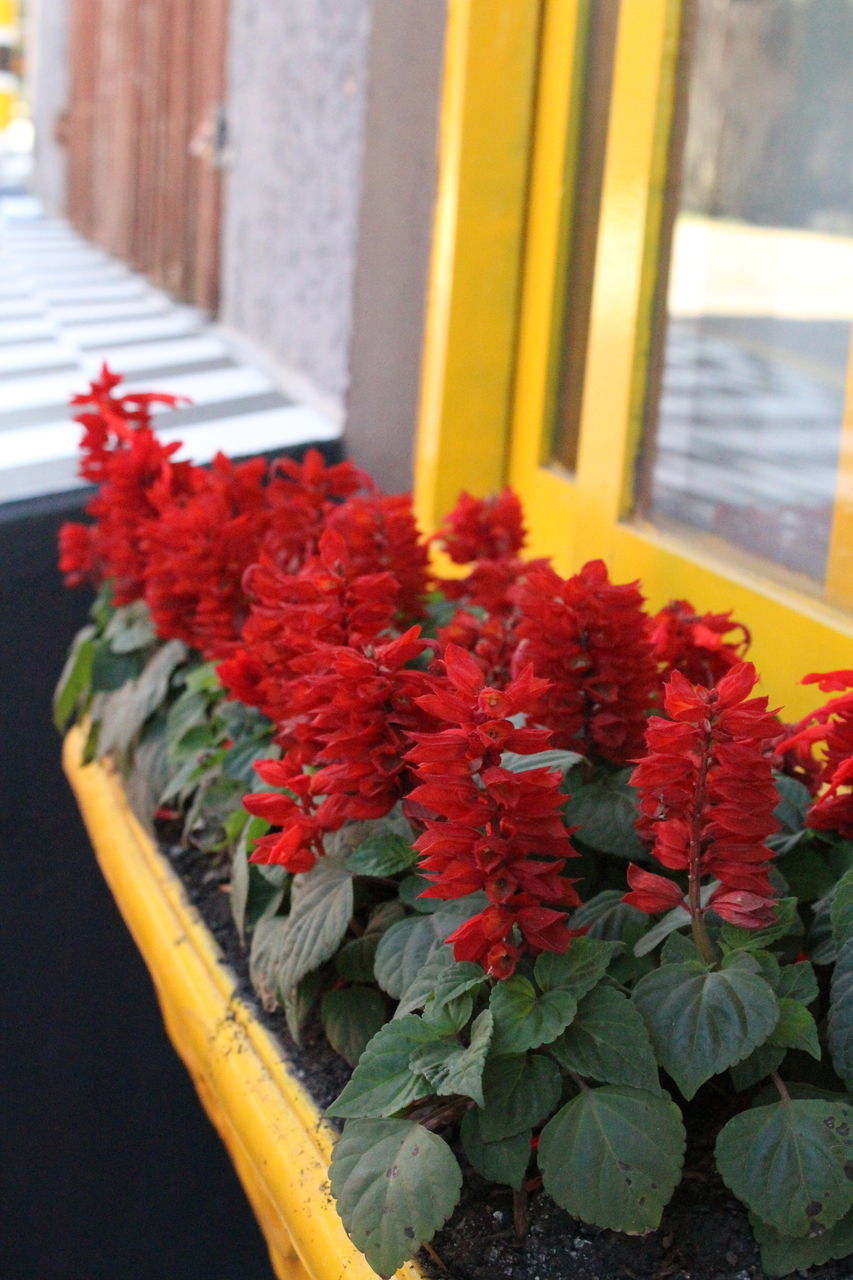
[640,0,853,582]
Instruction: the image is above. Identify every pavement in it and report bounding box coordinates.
[0,192,341,505]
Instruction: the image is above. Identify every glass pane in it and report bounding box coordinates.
[548,0,621,471]
[639,0,853,583]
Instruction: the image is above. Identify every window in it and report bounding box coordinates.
[415,0,853,713]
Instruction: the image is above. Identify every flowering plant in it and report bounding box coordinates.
[56,370,852,1278]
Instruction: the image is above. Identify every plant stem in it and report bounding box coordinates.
[687,731,718,967]
[771,1070,792,1104]
[513,1185,529,1239]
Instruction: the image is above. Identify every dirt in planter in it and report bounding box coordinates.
[165,837,850,1280]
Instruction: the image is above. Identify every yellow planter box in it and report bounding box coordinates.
[63,728,424,1280]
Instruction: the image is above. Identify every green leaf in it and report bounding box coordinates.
[569,890,647,943]
[90,642,145,693]
[103,600,156,652]
[321,987,388,1067]
[335,935,381,983]
[422,993,474,1036]
[409,1010,493,1105]
[828,934,853,1089]
[347,829,417,877]
[751,1209,853,1276]
[460,1109,532,1189]
[778,844,838,902]
[273,857,354,994]
[715,1098,853,1237]
[539,1086,685,1233]
[632,954,780,1099]
[283,969,322,1045]
[501,748,584,775]
[729,1044,787,1092]
[184,661,221,694]
[53,624,96,730]
[398,873,442,912]
[375,906,472,1000]
[767,998,821,1060]
[327,1016,439,1118]
[831,867,853,945]
[551,986,660,1093]
[221,734,273,783]
[534,936,622,1000]
[230,840,286,944]
[777,960,818,1005]
[773,773,812,833]
[810,895,837,965]
[720,897,800,953]
[426,961,487,1012]
[660,932,702,965]
[248,914,291,1011]
[563,767,646,858]
[96,640,188,759]
[476,1054,563,1143]
[489,977,577,1055]
[393,946,455,1017]
[329,1118,461,1279]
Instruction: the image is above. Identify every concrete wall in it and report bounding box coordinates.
[221,0,373,418]
[26,0,70,214]
[345,0,446,493]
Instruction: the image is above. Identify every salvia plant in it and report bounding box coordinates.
[55,368,852,1278]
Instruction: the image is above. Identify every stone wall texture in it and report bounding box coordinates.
[222,0,373,413]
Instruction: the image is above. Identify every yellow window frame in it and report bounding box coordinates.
[415,0,853,717]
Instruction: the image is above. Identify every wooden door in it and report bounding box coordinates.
[66,0,229,312]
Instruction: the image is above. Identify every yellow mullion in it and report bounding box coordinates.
[607,522,853,720]
[825,329,853,609]
[506,0,585,573]
[572,0,682,561]
[413,0,542,536]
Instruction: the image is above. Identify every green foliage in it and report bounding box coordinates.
[539,1086,685,1233]
[551,985,660,1092]
[329,1118,461,1278]
[273,857,354,995]
[321,987,387,1067]
[563,766,646,859]
[476,1054,563,1143]
[751,1209,853,1276]
[459,1109,532,1189]
[409,1010,493,1105]
[53,624,97,731]
[346,829,418,877]
[632,953,780,1099]
[716,1098,853,1237]
[489,976,578,1056]
[828,936,853,1089]
[327,1016,440,1118]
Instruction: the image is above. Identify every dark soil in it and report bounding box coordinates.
[165,837,851,1280]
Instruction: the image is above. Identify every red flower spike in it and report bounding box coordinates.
[624,661,779,939]
[651,599,750,688]
[777,671,853,837]
[406,645,582,975]
[432,489,526,564]
[511,560,659,764]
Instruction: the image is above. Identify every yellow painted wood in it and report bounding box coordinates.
[506,0,584,561]
[63,730,423,1280]
[413,0,542,534]
[826,329,853,609]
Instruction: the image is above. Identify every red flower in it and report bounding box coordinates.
[625,662,779,931]
[651,599,750,687]
[777,671,853,837]
[512,560,659,764]
[432,489,526,564]
[405,644,582,977]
